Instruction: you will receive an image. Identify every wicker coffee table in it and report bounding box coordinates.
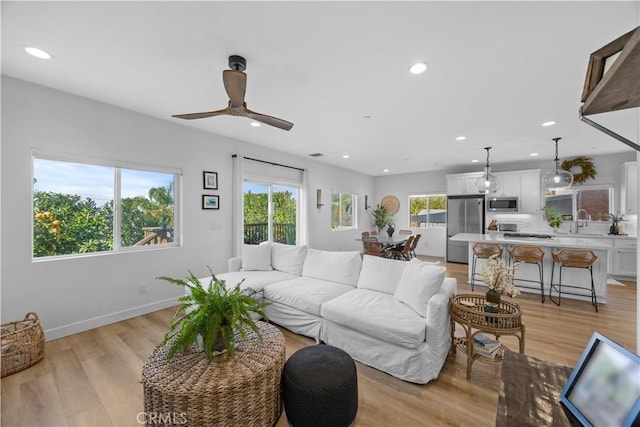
[141,321,285,426]
[449,293,525,379]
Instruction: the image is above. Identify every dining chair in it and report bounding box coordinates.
[362,236,388,258]
[370,230,378,236]
[389,235,414,261]
[409,234,421,258]
[361,231,370,237]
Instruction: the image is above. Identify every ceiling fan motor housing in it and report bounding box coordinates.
[228,55,246,71]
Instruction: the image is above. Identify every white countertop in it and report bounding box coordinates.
[451,233,613,250]
[487,231,636,241]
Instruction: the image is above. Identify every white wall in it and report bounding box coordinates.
[0,76,373,339]
[373,170,447,256]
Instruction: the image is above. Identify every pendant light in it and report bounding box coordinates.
[475,147,499,194]
[542,137,573,190]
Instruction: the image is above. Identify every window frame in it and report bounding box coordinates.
[331,190,358,231]
[32,152,181,261]
[544,184,613,223]
[408,194,447,228]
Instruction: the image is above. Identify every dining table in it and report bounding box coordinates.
[356,235,408,249]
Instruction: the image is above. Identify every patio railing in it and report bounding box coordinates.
[244,222,296,245]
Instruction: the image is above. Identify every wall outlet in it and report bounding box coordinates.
[138,283,147,294]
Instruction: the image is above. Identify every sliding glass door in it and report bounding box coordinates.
[243,182,298,245]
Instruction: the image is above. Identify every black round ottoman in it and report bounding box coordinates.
[282,344,358,427]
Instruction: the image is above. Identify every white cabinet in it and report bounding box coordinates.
[519,170,542,214]
[623,162,638,215]
[446,173,483,195]
[492,169,541,213]
[613,239,637,278]
[494,171,521,197]
[446,169,541,213]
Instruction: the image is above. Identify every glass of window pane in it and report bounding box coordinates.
[272,185,298,244]
[33,159,114,257]
[243,182,270,244]
[120,169,175,247]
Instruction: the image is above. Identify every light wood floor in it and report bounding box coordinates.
[1,258,636,426]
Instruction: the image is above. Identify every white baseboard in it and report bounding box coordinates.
[44,297,179,341]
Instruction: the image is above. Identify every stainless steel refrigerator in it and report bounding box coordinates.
[446,195,485,264]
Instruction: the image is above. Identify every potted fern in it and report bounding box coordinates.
[157,269,269,360]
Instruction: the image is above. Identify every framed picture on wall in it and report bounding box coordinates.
[203,171,218,190]
[202,195,219,210]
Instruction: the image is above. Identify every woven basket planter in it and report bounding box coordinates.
[1,312,45,377]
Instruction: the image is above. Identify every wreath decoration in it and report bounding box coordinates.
[561,156,597,185]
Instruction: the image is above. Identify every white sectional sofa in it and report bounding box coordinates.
[206,242,457,384]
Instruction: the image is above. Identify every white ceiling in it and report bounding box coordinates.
[2,1,639,176]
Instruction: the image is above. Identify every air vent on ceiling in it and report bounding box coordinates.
[309,153,324,157]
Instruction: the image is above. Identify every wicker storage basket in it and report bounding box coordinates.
[1,312,45,377]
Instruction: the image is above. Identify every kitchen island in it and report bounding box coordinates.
[450,233,612,304]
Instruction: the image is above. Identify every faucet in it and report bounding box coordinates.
[574,209,589,234]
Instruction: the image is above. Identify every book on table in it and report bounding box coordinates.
[473,333,501,352]
[473,343,499,359]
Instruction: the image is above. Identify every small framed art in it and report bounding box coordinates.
[202,195,219,210]
[203,171,218,190]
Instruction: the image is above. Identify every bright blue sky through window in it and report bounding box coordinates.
[34,159,174,206]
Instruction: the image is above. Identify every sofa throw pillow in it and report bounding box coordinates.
[301,248,362,287]
[357,255,408,294]
[271,243,308,275]
[394,258,446,317]
[242,243,273,271]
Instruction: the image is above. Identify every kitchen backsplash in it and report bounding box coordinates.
[487,213,638,237]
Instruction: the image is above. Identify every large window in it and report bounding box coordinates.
[243,182,299,244]
[544,185,613,222]
[409,194,447,228]
[33,156,179,259]
[331,191,357,230]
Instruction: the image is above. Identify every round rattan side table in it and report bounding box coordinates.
[141,321,285,427]
[449,293,525,380]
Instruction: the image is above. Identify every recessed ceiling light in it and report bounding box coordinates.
[471,159,479,163]
[342,154,350,159]
[24,46,52,59]
[456,136,466,141]
[530,152,539,157]
[409,62,427,74]
[250,121,260,127]
[542,121,556,127]
[363,115,372,119]
[383,169,390,173]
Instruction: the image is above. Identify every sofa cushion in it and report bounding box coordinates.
[209,270,298,293]
[394,259,446,317]
[242,243,273,271]
[264,277,354,316]
[356,255,407,294]
[301,248,362,287]
[271,243,308,275]
[321,289,426,349]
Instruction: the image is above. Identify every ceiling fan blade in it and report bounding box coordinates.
[172,107,231,120]
[223,70,247,108]
[245,108,294,131]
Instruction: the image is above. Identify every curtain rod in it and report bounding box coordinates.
[232,154,305,172]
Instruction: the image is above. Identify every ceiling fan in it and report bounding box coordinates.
[172,55,293,131]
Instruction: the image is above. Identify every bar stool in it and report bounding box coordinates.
[508,245,545,303]
[550,248,598,312]
[471,242,503,291]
